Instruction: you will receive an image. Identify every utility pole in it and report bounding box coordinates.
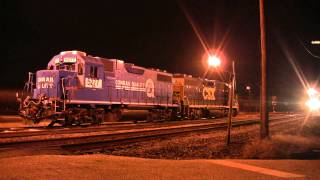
[259,0,269,138]
[227,61,235,145]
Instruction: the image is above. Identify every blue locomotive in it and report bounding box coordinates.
[17,51,238,126]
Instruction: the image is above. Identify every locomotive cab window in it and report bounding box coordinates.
[90,66,98,78]
[66,64,75,71]
[78,63,83,75]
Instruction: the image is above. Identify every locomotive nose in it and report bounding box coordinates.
[33,70,59,99]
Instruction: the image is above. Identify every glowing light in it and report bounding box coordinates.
[208,55,221,67]
[311,40,320,45]
[307,88,318,97]
[54,58,60,64]
[63,57,77,63]
[60,51,86,56]
[246,86,251,90]
[306,97,320,111]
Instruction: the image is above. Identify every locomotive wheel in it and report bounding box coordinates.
[232,109,238,117]
[63,118,73,126]
[223,110,228,117]
[189,109,196,120]
[104,111,114,122]
[93,108,105,125]
[64,109,83,126]
[63,113,75,126]
[164,109,172,121]
[147,110,160,122]
[146,111,153,122]
[112,109,122,121]
[170,109,178,121]
[47,116,58,127]
[193,109,200,119]
[202,109,210,119]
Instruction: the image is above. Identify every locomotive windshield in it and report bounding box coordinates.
[56,64,76,71]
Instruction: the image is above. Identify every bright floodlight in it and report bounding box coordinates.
[307,88,318,97]
[208,55,221,68]
[246,86,251,90]
[306,97,320,111]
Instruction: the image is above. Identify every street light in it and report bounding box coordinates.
[305,88,320,111]
[207,55,221,68]
[207,53,235,145]
[311,40,320,45]
[246,85,251,112]
[246,85,251,95]
[307,88,318,97]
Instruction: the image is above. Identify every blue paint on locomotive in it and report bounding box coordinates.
[33,51,174,107]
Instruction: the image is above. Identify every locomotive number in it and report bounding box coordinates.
[85,78,102,88]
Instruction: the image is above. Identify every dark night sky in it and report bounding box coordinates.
[2,0,320,100]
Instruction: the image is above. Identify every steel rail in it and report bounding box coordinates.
[0,114,302,140]
[62,117,303,153]
[0,115,303,151]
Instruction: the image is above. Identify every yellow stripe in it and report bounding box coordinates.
[209,160,305,178]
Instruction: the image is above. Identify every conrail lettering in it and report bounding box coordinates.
[115,80,145,89]
[115,79,154,97]
[115,80,146,91]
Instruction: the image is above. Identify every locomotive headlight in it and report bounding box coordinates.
[305,97,320,111]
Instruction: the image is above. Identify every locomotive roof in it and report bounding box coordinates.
[48,51,116,66]
[82,56,104,65]
[49,51,224,83]
[49,51,172,75]
[173,73,229,87]
[173,73,217,82]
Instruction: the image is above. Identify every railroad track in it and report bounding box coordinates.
[0,114,300,140]
[0,115,254,138]
[0,113,263,134]
[62,115,304,154]
[0,114,304,158]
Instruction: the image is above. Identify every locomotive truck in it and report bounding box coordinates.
[16,51,239,126]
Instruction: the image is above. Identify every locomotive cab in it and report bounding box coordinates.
[33,51,88,100]
[18,51,106,124]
